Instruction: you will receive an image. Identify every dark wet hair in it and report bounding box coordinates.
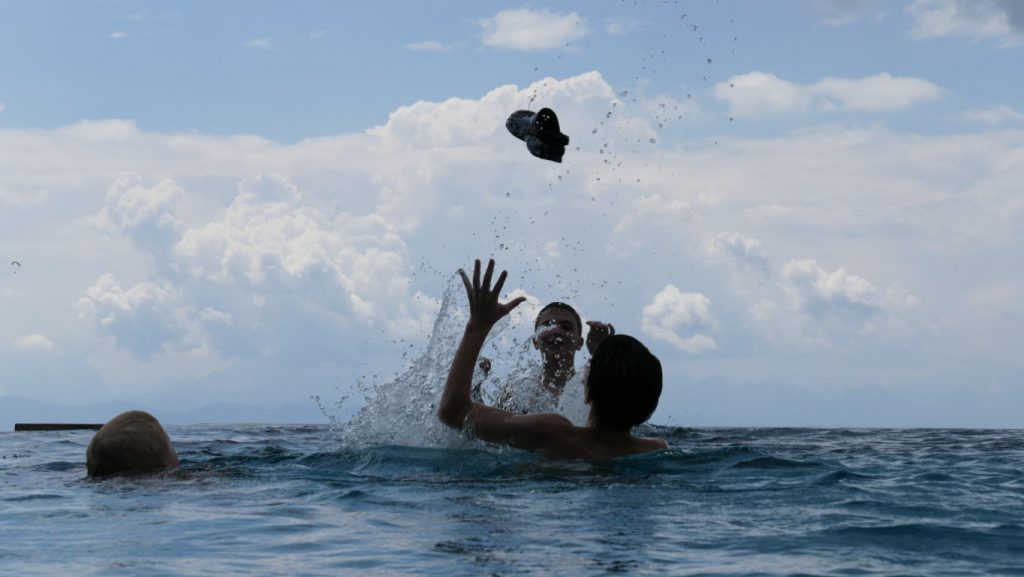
[86,410,177,477]
[586,335,662,430]
[534,302,583,336]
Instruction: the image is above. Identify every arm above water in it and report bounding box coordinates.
[585,320,615,355]
[437,259,576,452]
[437,259,525,430]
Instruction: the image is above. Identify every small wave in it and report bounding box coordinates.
[822,522,1024,556]
[3,493,65,502]
[811,469,873,485]
[32,461,79,472]
[732,456,822,469]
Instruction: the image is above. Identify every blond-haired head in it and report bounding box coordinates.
[86,410,179,477]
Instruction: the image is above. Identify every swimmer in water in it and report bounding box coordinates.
[491,301,615,416]
[438,259,667,460]
[86,410,179,477]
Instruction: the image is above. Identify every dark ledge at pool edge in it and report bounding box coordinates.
[14,423,103,432]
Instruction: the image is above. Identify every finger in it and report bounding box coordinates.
[459,268,474,306]
[473,259,481,290]
[493,269,508,296]
[482,259,495,292]
[499,296,527,317]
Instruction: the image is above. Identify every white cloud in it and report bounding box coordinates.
[2,70,1022,423]
[779,259,882,320]
[405,40,455,53]
[642,285,718,353]
[962,104,1024,124]
[907,0,1024,44]
[92,173,182,243]
[715,72,943,117]
[812,0,892,27]
[481,9,587,51]
[110,31,128,40]
[0,102,5,113]
[13,333,55,352]
[609,193,698,256]
[307,30,326,41]
[708,232,771,278]
[78,275,196,358]
[244,37,273,49]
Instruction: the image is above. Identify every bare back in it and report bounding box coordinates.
[464,405,667,461]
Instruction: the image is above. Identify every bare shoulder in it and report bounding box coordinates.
[641,436,669,452]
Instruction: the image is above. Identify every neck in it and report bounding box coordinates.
[540,353,575,394]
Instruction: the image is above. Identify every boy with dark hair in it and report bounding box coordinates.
[438,259,667,460]
[86,410,179,477]
[492,300,615,416]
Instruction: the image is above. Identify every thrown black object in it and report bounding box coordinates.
[506,107,570,163]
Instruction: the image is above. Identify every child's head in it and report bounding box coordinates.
[586,335,662,430]
[86,410,179,477]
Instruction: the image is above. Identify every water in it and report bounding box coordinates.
[2,426,1022,576]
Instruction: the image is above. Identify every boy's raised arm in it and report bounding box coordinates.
[437,259,525,429]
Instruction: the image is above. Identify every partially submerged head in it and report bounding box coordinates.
[86,410,179,478]
[585,335,662,430]
[533,302,584,357]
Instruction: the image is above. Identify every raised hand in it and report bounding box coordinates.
[586,320,615,355]
[459,259,526,330]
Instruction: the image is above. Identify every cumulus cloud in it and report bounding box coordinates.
[13,333,55,352]
[174,174,423,331]
[3,69,1019,421]
[745,259,890,349]
[907,0,1024,44]
[779,259,882,320]
[715,72,943,117]
[78,275,196,358]
[642,285,718,353]
[481,9,587,51]
[708,232,771,278]
[92,172,182,249]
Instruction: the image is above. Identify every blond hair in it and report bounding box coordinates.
[86,410,178,477]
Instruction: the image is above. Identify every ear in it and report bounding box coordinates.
[532,336,540,350]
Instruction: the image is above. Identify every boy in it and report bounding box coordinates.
[438,259,667,460]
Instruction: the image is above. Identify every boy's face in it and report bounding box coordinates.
[533,308,583,355]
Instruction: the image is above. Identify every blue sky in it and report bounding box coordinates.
[2,1,1023,428]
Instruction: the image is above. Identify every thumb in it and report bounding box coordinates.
[502,296,527,313]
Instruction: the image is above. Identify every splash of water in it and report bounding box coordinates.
[333,273,593,448]
[337,275,524,448]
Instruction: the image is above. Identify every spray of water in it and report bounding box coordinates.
[333,273,593,448]
[336,274,523,448]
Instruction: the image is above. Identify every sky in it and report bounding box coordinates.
[1,0,1023,428]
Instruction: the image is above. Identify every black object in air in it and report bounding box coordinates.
[506,108,570,163]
